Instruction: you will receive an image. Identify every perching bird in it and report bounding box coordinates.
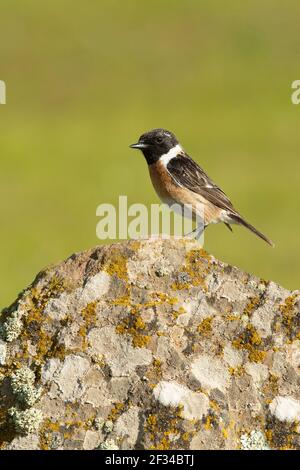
[130,128,274,246]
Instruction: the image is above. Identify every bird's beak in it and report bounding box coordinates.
[129,142,148,149]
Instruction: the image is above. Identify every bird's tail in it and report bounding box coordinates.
[230,213,274,247]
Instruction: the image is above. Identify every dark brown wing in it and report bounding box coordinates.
[166,153,274,246]
[166,153,236,213]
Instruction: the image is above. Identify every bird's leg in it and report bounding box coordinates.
[184,224,205,239]
[184,227,198,238]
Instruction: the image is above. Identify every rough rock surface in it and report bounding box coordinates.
[0,238,299,450]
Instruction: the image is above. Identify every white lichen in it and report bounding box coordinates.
[52,354,90,401]
[269,396,300,423]
[153,380,209,420]
[9,407,43,435]
[11,366,42,407]
[0,339,7,365]
[191,354,230,393]
[240,430,270,450]
[154,263,172,277]
[153,381,186,407]
[45,271,111,320]
[94,417,104,431]
[98,439,119,450]
[103,420,114,434]
[0,311,23,342]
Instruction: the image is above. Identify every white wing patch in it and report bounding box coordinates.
[160,144,183,167]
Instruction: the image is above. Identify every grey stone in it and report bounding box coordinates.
[0,238,299,450]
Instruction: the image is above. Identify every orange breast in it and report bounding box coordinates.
[148,160,175,203]
[148,160,222,225]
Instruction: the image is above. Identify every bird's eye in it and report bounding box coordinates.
[155,136,163,144]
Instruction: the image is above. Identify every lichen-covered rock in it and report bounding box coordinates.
[0,238,299,450]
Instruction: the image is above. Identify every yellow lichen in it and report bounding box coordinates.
[107,402,126,422]
[279,294,297,320]
[145,406,186,450]
[39,405,97,446]
[132,334,150,348]
[172,306,186,320]
[110,295,131,307]
[279,294,299,339]
[226,314,241,321]
[134,316,146,330]
[265,421,297,450]
[228,365,244,376]
[243,296,260,317]
[147,415,157,430]
[39,419,61,450]
[210,399,220,412]
[248,349,267,363]
[150,436,170,450]
[171,249,211,291]
[221,428,229,439]
[79,301,98,350]
[10,275,69,365]
[232,324,266,363]
[264,428,272,444]
[262,373,279,398]
[204,416,213,430]
[152,292,178,305]
[129,240,141,252]
[115,313,150,348]
[197,317,212,335]
[114,292,179,348]
[176,404,184,418]
[145,357,163,385]
[103,247,128,281]
[81,301,97,329]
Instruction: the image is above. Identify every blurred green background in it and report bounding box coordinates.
[1,0,299,307]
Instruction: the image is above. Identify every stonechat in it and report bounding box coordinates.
[130,128,274,246]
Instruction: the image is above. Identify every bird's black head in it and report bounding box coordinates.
[130,128,179,164]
